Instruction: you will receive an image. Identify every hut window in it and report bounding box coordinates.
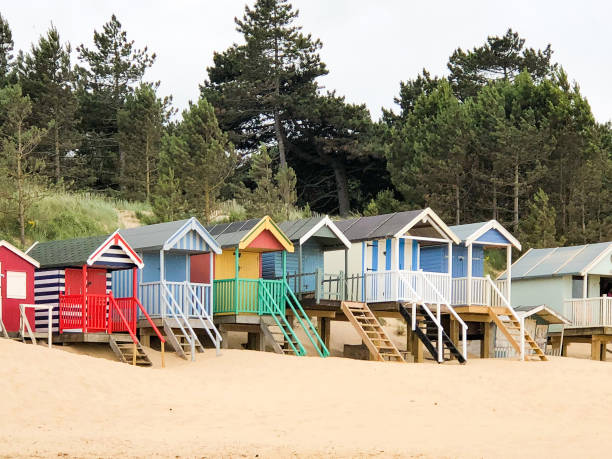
[6,271,27,299]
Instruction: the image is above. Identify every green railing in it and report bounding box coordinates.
[213,278,286,315]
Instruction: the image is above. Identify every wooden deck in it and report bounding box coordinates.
[53,332,133,344]
[137,317,216,330]
[550,326,612,361]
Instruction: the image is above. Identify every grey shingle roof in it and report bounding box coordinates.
[502,242,612,280]
[29,234,109,269]
[334,210,424,243]
[449,222,487,242]
[119,219,190,250]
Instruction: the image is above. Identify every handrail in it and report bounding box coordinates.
[161,281,198,355]
[109,296,139,344]
[134,298,165,344]
[258,279,304,356]
[283,280,329,357]
[485,275,524,360]
[184,282,223,353]
[18,304,53,348]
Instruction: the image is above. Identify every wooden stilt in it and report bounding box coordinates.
[481,322,491,359]
[411,327,424,363]
[591,337,602,361]
[161,341,165,368]
[449,318,459,361]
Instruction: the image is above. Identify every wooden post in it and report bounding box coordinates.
[161,341,165,368]
[160,250,165,318]
[297,243,303,295]
[81,265,87,333]
[209,250,214,315]
[583,273,588,299]
[506,245,512,305]
[449,317,459,361]
[282,250,287,283]
[344,248,349,300]
[467,243,473,305]
[234,247,239,314]
[411,327,424,363]
[318,317,331,352]
[315,268,322,303]
[591,337,601,361]
[132,341,137,365]
[406,326,412,354]
[481,322,491,358]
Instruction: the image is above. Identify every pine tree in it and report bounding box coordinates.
[518,189,564,249]
[18,26,79,183]
[117,83,173,200]
[448,28,555,99]
[0,85,47,246]
[156,98,236,223]
[202,0,327,169]
[243,145,283,219]
[76,14,155,190]
[0,14,15,87]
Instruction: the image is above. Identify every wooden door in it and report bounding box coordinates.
[87,269,107,295]
[215,250,261,280]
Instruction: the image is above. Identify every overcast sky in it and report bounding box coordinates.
[3,1,611,122]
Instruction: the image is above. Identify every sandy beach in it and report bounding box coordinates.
[1,337,611,458]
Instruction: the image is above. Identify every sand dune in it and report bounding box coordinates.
[1,339,611,458]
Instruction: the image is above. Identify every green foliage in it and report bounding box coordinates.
[448,28,555,99]
[518,189,564,249]
[155,98,236,223]
[363,190,404,216]
[118,83,173,200]
[0,13,15,87]
[17,25,79,183]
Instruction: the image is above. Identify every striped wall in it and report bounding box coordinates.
[34,269,64,332]
[169,229,208,251]
[92,244,136,269]
[34,269,112,333]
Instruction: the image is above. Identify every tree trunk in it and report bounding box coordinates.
[204,180,211,224]
[274,108,286,168]
[331,158,350,217]
[54,125,61,182]
[455,178,460,225]
[513,161,519,233]
[145,135,150,201]
[17,124,25,247]
[492,182,498,220]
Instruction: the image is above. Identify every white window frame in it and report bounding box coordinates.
[6,271,27,299]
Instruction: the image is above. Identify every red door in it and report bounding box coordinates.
[87,269,107,295]
[65,269,83,296]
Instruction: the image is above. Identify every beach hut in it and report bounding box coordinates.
[323,209,469,363]
[113,218,222,359]
[28,231,164,366]
[419,220,521,308]
[200,216,329,357]
[500,241,612,360]
[261,216,351,297]
[0,241,39,334]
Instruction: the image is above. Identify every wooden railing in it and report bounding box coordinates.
[363,270,451,304]
[139,281,212,318]
[213,278,285,315]
[451,276,509,307]
[563,297,612,328]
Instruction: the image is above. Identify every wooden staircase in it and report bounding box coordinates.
[109,335,152,367]
[399,304,466,364]
[261,318,304,355]
[163,320,205,360]
[341,301,404,363]
[488,307,547,361]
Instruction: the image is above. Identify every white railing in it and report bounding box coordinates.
[364,269,451,304]
[185,283,222,355]
[451,276,509,307]
[485,276,524,361]
[19,304,53,348]
[563,297,612,328]
[398,270,468,362]
[139,281,212,318]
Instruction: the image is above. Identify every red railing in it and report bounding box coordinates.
[110,297,137,333]
[59,294,84,331]
[87,294,109,332]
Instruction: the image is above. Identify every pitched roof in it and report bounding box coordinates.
[29,234,111,269]
[450,220,521,250]
[514,305,571,324]
[500,242,612,280]
[277,216,351,249]
[119,219,190,250]
[118,217,221,253]
[335,209,459,244]
[0,240,40,267]
[206,216,293,252]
